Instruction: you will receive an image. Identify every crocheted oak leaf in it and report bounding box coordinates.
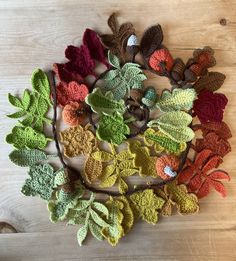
[193,90,228,123]
[9,149,54,167]
[102,51,147,100]
[85,88,125,115]
[60,125,97,157]
[155,154,180,180]
[178,149,230,198]
[56,81,89,107]
[91,145,137,194]
[164,181,199,215]
[67,193,109,246]
[21,163,56,200]
[48,184,84,222]
[62,101,87,126]
[101,197,124,246]
[96,112,130,145]
[148,111,194,143]
[128,140,157,177]
[155,88,196,112]
[84,156,103,184]
[6,126,50,149]
[129,189,165,224]
[144,128,186,155]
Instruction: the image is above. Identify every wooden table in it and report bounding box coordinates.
[0,0,236,260]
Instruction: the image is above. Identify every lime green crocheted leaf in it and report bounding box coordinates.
[9,149,50,167]
[129,189,165,224]
[6,126,50,149]
[96,112,130,145]
[156,88,196,112]
[31,68,52,106]
[21,163,55,200]
[85,88,125,115]
[8,93,23,108]
[108,51,120,69]
[144,129,187,155]
[102,197,124,246]
[77,224,88,246]
[165,181,199,215]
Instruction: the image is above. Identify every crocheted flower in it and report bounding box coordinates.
[193,90,228,123]
[57,81,89,107]
[62,102,87,126]
[178,149,230,198]
[155,155,180,180]
[149,48,174,73]
[60,125,97,157]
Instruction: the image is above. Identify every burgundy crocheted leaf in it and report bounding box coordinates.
[65,45,96,78]
[193,90,228,123]
[53,63,84,84]
[83,28,109,67]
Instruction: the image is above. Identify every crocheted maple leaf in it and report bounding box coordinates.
[178,149,230,198]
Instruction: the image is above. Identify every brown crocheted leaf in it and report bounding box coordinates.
[193,72,226,93]
[108,13,118,34]
[140,25,163,57]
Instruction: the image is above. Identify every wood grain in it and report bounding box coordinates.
[0,0,236,260]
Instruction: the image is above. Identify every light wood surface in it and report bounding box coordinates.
[0,0,236,260]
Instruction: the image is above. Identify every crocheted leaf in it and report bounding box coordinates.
[102,197,124,246]
[31,69,52,106]
[85,88,125,115]
[89,220,104,241]
[144,128,186,155]
[9,149,50,167]
[128,140,157,177]
[118,177,128,194]
[129,189,165,224]
[156,88,196,112]
[193,72,226,93]
[165,181,199,214]
[108,51,120,68]
[6,126,50,149]
[21,163,55,200]
[91,150,114,162]
[84,156,103,183]
[77,225,88,246]
[96,112,130,145]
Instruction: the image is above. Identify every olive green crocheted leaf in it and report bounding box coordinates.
[6,126,51,149]
[9,149,52,167]
[129,189,165,224]
[31,68,52,106]
[96,112,130,145]
[85,88,125,115]
[156,88,196,112]
[21,163,55,200]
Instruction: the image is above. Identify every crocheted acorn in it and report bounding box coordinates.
[5,13,231,247]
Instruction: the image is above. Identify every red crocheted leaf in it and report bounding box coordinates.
[178,165,195,184]
[208,170,230,181]
[57,81,89,107]
[196,179,211,198]
[194,149,213,169]
[188,173,203,192]
[192,121,232,140]
[195,132,231,157]
[202,155,222,173]
[53,63,84,84]
[83,28,109,68]
[210,179,227,197]
[65,45,96,78]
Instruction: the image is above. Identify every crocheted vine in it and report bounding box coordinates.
[6,13,232,246]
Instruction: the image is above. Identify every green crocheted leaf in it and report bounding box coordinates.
[156,88,196,112]
[157,111,192,126]
[6,126,51,149]
[9,149,51,167]
[108,51,120,69]
[88,220,103,241]
[31,68,52,106]
[85,88,125,115]
[77,224,89,246]
[21,163,55,200]
[96,112,130,145]
[129,189,165,224]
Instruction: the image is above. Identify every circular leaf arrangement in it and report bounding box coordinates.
[6,13,232,246]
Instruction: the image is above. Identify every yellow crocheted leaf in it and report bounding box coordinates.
[164,181,199,215]
[129,189,165,224]
[84,156,102,183]
[156,189,175,217]
[119,159,135,170]
[118,177,128,194]
[102,197,124,246]
[60,125,97,157]
[128,140,157,177]
[116,150,134,161]
[100,174,117,188]
[91,150,114,162]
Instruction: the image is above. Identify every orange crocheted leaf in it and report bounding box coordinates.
[194,149,213,169]
[196,179,211,198]
[188,174,203,192]
[210,180,227,197]
[208,170,230,181]
[149,48,174,73]
[62,101,87,126]
[201,155,222,173]
[177,164,195,184]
